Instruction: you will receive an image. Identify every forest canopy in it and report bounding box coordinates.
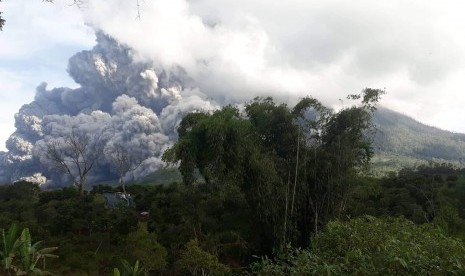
[3,89,465,275]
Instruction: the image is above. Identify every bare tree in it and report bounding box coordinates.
[42,128,104,196]
[104,143,143,197]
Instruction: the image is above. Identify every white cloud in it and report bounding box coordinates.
[3,0,465,156]
[0,1,94,59]
[0,0,95,151]
[80,0,465,121]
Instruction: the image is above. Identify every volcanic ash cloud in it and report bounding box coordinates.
[1,32,218,186]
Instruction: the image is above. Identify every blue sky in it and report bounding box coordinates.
[0,0,94,150]
[2,0,465,152]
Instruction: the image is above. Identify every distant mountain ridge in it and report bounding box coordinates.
[371,107,465,173]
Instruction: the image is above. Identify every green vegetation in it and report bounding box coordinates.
[3,90,465,274]
[252,216,465,275]
[372,107,465,173]
[164,89,382,250]
[113,260,144,276]
[175,239,231,275]
[1,224,58,275]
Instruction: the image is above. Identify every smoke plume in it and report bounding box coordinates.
[0,32,217,186]
[4,0,465,186]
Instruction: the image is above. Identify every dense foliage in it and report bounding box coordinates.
[1,223,58,275]
[3,91,465,274]
[164,89,383,250]
[252,216,465,275]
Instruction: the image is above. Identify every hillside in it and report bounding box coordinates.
[371,107,465,173]
[132,107,465,181]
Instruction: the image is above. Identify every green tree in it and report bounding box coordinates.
[165,89,384,250]
[176,239,230,276]
[0,181,40,232]
[163,106,284,251]
[125,223,167,273]
[287,89,383,247]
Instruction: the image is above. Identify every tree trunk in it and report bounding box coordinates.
[291,128,300,216]
[78,177,85,196]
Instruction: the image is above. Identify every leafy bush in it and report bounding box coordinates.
[252,216,465,275]
[176,239,231,276]
[125,223,167,273]
[0,224,58,275]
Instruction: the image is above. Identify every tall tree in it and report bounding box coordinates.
[163,106,285,251]
[104,143,143,197]
[291,88,384,246]
[38,127,104,196]
[165,89,384,250]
